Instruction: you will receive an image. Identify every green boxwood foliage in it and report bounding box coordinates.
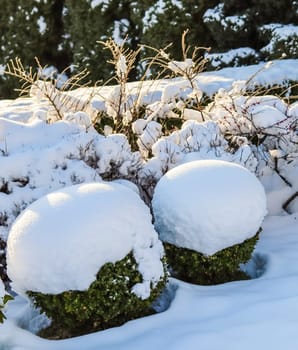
[28,252,167,339]
[164,231,260,285]
[0,294,13,324]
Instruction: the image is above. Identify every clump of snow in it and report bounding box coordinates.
[203,85,298,214]
[113,19,130,46]
[203,4,247,31]
[7,182,165,299]
[152,160,267,256]
[0,115,142,243]
[37,16,46,34]
[260,23,298,54]
[37,66,68,89]
[133,120,162,157]
[139,120,257,195]
[206,47,257,68]
[116,54,127,78]
[143,0,167,30]
[205,89,294,137]
[90,0,109,9]
[168,59,194,76]
[203,3,224,22]
[29,80,98,122]
[0,117,83,154]
[63,111,92,129]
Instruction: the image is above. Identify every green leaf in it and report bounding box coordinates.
[0,310,6,323]
[3,294,13,305]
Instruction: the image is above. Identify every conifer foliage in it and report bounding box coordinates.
[1,0,298,98]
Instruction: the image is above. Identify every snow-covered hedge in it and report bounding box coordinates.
[152,160,267,284]
[7,182,166,337]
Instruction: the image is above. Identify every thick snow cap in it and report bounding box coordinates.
[7,182,164,298]
[152,160,267,256]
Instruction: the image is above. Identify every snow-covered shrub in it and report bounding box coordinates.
[139,120,257,199]
[203,4,250,50]
[205,85,294,139]
[7,182,166,337]
[152,160,267,285]
[0,115,142,281]
[203,82,298,214]
[95,38,144,138]
[205,83,296,158]
[260,24,298,59]
[206,48,259,70]
[6,58,98,122]
[163,234,259,285]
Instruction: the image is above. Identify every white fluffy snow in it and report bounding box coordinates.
[2,214,298,350]
[0,117,83,154]
[203,3,247,31]
[0,114,142,243]
[90,0,109,9]
[7,182,164,298]
[261,23,298,54]
[1,59,298,349]
[152,160,267,255]
[206,47,257,68]
[37,16,46,34]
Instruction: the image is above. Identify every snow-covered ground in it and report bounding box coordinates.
[1,214,298,350]
[1,59,298,349]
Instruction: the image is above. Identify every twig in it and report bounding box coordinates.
[274,158,292,187]
[282,191,298,213]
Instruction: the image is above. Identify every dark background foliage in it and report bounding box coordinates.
[1,0,298,98]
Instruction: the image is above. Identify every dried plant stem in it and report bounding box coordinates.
[5,57,96,121]
[283,191,298,213]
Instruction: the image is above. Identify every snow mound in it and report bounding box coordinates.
[152,160,267,255]
[7,182,164,298]
[0,117,83,154]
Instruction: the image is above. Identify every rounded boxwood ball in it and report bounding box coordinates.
[7,182,166,337]
[29,252,166,338]
[152,159,267,284]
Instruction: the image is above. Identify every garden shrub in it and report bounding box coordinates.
[164,231,260,285]
[28,253,167,339]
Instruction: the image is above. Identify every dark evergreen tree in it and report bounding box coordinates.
[142,0,220,63]
[203,0,298,67]
[64,0,156,83]
[0,0,70,98]
[1,0,298,98]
